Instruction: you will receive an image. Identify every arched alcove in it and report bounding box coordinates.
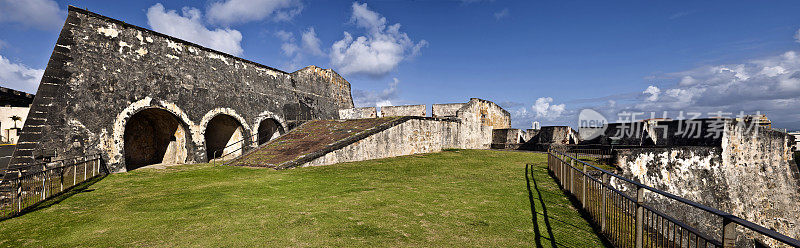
[124,108,187,170]
[257,118,285,145]
[205,114,245,161]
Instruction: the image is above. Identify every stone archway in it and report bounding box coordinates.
[257,118,285,145]
[205,114,245,161]
[123,108,187,171]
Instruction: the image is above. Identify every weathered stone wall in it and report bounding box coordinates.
[431,103,465,118]
[520,126,578,150]
[380,105,426,117]
[491,129,523,149]
[8,7,353,173]
[616,123,800,246]
[298,98,510,167]
[303,117,490,167]
[455,98,511,129]
[523,129,539,142]
[581,119,725,147]
[338,107,377,119]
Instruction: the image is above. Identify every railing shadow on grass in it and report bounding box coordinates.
[0,171,108,222]
[526,163,614,248]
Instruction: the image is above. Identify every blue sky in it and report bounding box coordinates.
[2,0,800,129]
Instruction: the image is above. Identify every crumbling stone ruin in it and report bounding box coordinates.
[491,125,579,150]
[1,7,354,176]
[598,119,798,247]
[230,98,511,168]
[0,7,516,180]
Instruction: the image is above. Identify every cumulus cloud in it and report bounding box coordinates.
[620,49,800,127]
[301,27,324,56]
[352,77,400,107]
[643,85,660,102]
[0,54,44,93]
[275,28,324,70]
[207,0,303,25]
[330,2,428,77]
[0,0,65,30]
[494,8,509,20]
[533,97,566,120]
[147,4,244,56]
[507,97,570,128]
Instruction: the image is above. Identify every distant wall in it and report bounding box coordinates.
[523,129,539,142]
[616,123,800,247]
[491,129,523,149]
[380,105,426,117]
[456,98,511,129]
[339,107,377,119]
[432,103,465,118]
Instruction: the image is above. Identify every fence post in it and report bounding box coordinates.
[84,161,87,181]
[41,175,46,200]
[569,159,575,193]
[601,173,608,232]
[722,217,737,247]
[60,167,63,192]
[635,185,644,248]
[581,163,587,208]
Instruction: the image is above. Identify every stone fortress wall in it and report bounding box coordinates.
[614,121,798,246]
[321,98,513,167]
[5,7,354,174]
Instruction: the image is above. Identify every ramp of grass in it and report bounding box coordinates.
[0,150,606,247]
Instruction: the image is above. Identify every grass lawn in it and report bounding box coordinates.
[0,150,607,247]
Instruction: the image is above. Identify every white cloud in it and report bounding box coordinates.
[0,54,44,93]
[301,27,324,56]
[275,27,325,70]
[275,30,298,56]
[626,49,800,127]
[207,0,302,25]
[795,28,800,43]
[533,97,566,120]
[0,0,65,30]
[494,8,509,20]
[330,2,428,77]
[146,4,244,56]
[352,77,400,107]
[643,85,660,102]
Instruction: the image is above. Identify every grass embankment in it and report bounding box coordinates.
[0,150,607,247]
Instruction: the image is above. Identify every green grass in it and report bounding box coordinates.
[0,150,607,247]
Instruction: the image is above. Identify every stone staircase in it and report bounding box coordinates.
[227,117,410,169]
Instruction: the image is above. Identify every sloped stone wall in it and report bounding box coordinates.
[7,7,353,173]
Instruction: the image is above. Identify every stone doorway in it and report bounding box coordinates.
[257,118,284,145]
[123,108,187,171]
[205,115,245,161]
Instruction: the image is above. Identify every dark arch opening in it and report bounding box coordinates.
[205,115,245,161]
[124,108,186,171]
[257,118,285,145]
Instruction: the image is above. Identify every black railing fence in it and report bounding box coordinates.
[546,148,800,248]
[0,154,104,218]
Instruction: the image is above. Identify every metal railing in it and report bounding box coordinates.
[210,130,270,162]
[546,148,800,248]
[0,154,103,218]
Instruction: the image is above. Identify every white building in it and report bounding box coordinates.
[0,86,34,144]
[789,131,800,151]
